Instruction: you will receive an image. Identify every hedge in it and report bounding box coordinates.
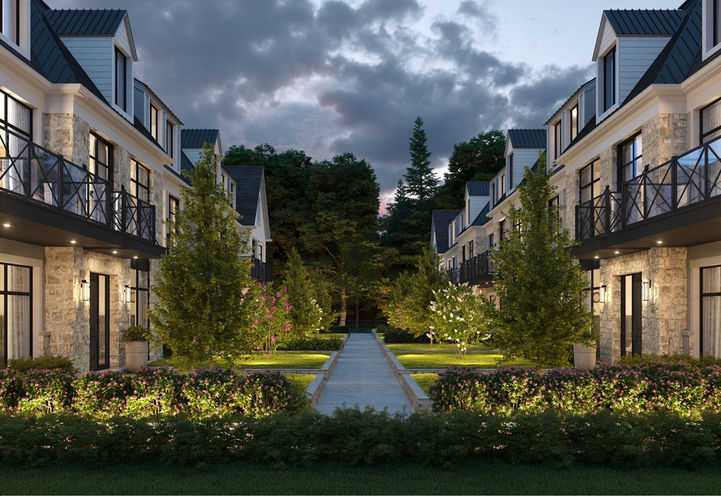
[429,363,721,417]
[276,336,344,351]
[377,325,430,344]
[0,368,307,419]
[0,409,720,467]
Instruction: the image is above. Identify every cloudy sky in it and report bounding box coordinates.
[57,0,681,204]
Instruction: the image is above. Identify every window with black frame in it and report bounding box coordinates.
[553,120,562,159]
[603,47,616,112]
[579,159,600,204]
[714,0,721,47]
[0,89,32,197]
[508,153,514,189]
[618,134,643,185]
[150,104,159,142]
[167,195,179,242]
[468,240,474,259]
[165,120,174,158]
[1,1,21,46]
[89,132,112,181]
[569,105,579,141]
[115,48,127,111]
[0,263,32,367]
[130,160,150,203]
[701,97,721,145]
[130,260,150,329]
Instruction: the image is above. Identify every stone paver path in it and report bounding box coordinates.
[316,333,413,415]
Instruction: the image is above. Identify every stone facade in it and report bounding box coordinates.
[642,113,689,169]
[43,113,90,166]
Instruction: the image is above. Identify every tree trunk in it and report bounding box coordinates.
[339,288,347,327]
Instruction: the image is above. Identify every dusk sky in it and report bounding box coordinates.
[57,0,681,205]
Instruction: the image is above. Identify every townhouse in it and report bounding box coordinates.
[0,0,271,371]
[433,0,721,363]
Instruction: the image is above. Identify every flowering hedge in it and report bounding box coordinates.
[429,362,721,418]
[0,368,307,419]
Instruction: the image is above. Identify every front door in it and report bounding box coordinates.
[620,273,642,357]
[701,265,721,358]
[89,273,110,371]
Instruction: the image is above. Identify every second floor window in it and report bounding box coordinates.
[553,120,562,159]
[500,174,505,195]
[167,195,179,239]
[89,132,112,181]
[165,120,174,158]
[461,245,466,263]
[499,220,506,242]
[701,97,721,144]
[579,159,600,204]
[0,88,31,139]
[508,153,514,189]
[569,105,579,142]
[469,240,474,258]
[131,160,150,203]
[603,47,616,112]
[618,133,643,186]
[489,233,494,249]
[149,104,159,141]
[714,0,721,47]
[115,48,127,112]
[1,0,20,45]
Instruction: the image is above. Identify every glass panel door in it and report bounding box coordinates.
[0,263,32,366]
[701,266,721,358]
[89,273,110,371]
[621,273,642,357]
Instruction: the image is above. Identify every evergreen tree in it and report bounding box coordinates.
[283,249,335,335]
[149,145,256,364]
[404,116,437,202]
[483,154,594,367]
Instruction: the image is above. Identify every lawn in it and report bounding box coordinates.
[3,461,721,495]
[410,373,439,394]
[396,352,534,369]
[148,353,331,370]
[386,343,491,352]
[285,373,316,391]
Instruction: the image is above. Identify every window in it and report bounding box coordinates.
[579,159,600,204]
[1,0,21,45]
[167,195,179,241]
[165,120,174,158]
[508,153,514,190]
[569,105,579,142]
[499,220,506,242]
[488,233,494,249]
[257,243,264,262]
[229,181,236,206]
[500,174,505,196]
[0,89,32,196]
[130,259,150,330]
[115,48,127,111]
[603,47,616,112]
[149,104,159,141]
[553,120,562,159]
[130,160,150,203]
[221,173,227,193]
[618,133,643,186]
[701,97,721,144]
[0,88,31,138]
[461,245,466,263]
[549,195,560,220]
[491,183,496,205]
[89,132,112,181]
[0,263,32,366]
[701,265,721,357]
[584,268,602,315]
[715,0,721,47]
[468,240,474,259]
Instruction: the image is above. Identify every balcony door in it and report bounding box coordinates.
[89,273,110,371]
[701,265,721,358]
[620,273,642,357]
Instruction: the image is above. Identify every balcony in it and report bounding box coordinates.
[0,128,162,257]
[575,136,721,257]
[251,258,273,283]
[448,251,494,286]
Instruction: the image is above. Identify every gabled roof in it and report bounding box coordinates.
[135,79,184,125]
[47,9,126,36]
[507,129,546,149]
[544,79,595,126]
[432,209,459,253]
[471,202,491,227]
[180,151,194,182]
[181,129,220,150]
[466,181,489,197]
[224,165,264,227]
[603,9,684,36]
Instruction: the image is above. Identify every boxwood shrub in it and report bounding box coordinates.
[0,368,307,419]
[377,325,430,344]
[276,336,344,351]
[429,363,721,418]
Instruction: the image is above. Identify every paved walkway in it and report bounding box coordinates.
[316,333,413,415]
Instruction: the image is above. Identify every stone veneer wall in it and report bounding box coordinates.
[598,247,687,363]
[642,113,689,168]
[43,114,90,166]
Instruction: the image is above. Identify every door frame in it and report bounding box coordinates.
[700,265,721,357]
[620,273,643,357]
[89,272,110,371]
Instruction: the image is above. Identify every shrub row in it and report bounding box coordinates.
[430,363,721,417]
[377,326,430,344]
[617,354,721,367]
[276,336,344,351]
[0,368,307,419]
[0,409,720,468]
[5,356,74,373]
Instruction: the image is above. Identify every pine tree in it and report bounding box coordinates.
[404,116,437,202]
[484,154,595,367]
[283,248,336,335]
[149,145,257,364]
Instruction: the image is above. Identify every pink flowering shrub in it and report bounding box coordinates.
[73,372,132,419]
[430,362,721,418]
[251,282,292,354]
[15,369,74,415]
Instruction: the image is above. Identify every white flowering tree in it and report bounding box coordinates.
[430,282,490,359]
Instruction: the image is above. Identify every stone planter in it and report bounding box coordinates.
[574,344,596,370]
[126,341,149,371]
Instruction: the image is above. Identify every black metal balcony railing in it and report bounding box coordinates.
[448,251,493,285]
[0,127,156,244]
[576,136,721,241]
[251,258,273,283]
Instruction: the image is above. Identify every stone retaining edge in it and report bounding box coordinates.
[307,333,350,408]
[371,330,432,412]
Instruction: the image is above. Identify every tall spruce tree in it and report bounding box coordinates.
[404,116,437,202]
[149,145,257,364]
[483,154,594,367]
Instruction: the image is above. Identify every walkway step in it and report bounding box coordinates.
[315,333,413,415]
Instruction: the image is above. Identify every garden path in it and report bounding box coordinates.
[316,333,412,415]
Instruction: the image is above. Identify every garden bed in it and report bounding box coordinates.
[149,353,331,370]
[395,353,534,370]
[386,343,492,352]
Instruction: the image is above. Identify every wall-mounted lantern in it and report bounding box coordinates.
[599,284,608,304]
[124,285,132,304]
[642,280,651,301]
[81,279,90,302]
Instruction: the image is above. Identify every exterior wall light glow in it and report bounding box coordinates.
[599,285,607,303]
[81,279,90,302]
[642,280,651,301]
[124,285,132,304]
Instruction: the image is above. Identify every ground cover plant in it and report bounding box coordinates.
[430,362,721,417]
[396,353,534,369]
[284,373,316,391]
[149,353,330,370]
[386,343,490,352]
[410,373,438,395]
[0,368,307,419]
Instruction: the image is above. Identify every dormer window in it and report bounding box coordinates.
[115,48,127,112]
[149,104,159,141]
[714,0,721,47]
[603,47,616,112]
[1,0,20,45]
[500,174,505,195]
[508,153,514,190]
[569,105,579,142]
[553,120,562,160]
[165,120,174,158]
[701,97,721,144]
[466,198,470,224]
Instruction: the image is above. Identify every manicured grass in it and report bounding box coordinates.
[3,461,721,495]
[386,343,491,352]
[285,373,316,391]
[148,353,330,370]
[410,373,439,394]
[396,352,534,369]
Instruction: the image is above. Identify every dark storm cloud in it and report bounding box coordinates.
[52,0,590,192]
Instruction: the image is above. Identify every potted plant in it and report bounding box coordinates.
[122,325,152,371]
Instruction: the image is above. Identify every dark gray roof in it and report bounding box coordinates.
[47,9,126,35]
[180,151,194,180]
[466,181,489,196]
[135,79,183,125]
[507,129,546,149]
[604,9,684,36]
[545,78,595,125]
[432,209,459,253]
[223,165,264,226]
[181,129,220,150]
[471,202,491,227]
